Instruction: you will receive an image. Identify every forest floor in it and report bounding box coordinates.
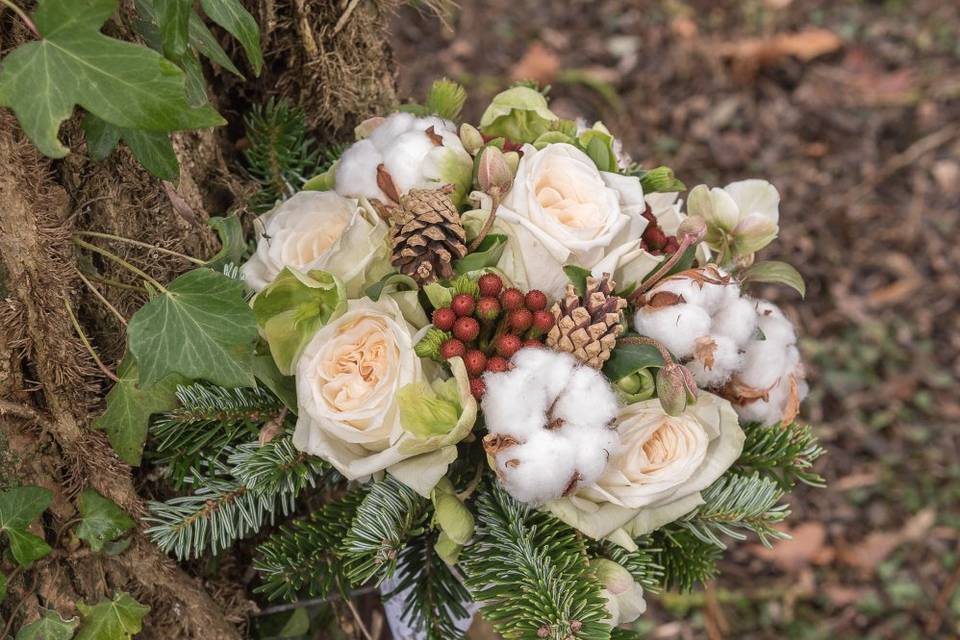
[391,1,960,638]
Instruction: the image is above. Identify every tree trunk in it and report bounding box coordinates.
[0,2,398,637]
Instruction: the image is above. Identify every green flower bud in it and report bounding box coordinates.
[414,327,452,360]
[434,530,463,565]
[477,145,514,197]
[459,123,484,155]
[479,86,558,144]
[503,151,520,175]
[655,363,698,416]
[638,166,687,194]
[589,559,647,627]
[615,369,656,403]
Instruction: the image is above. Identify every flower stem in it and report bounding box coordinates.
[75,230,205,265]
[72,236,169,294]
[0,0,39,38]
[63,298,120,383]
[74,268,127,326]
[468,190,501,252]
[627,234,695,304]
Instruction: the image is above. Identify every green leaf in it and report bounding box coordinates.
[76,593,149,640]
[562,264,592,297]
[602,340,665,382]
[122,128,179,181]
[0,572,5,603]
[424,78,466,120]
[205,216,246,270]
[251,354,298,413]
[16,609,79,640]
[0,486,52,567]
[454,234,507,274]
[0,0,225,159]
[81,113,121,161]
[155,0,191,58]
[127,267,259,388]
[740,260,806,298]
[423,282,453,310]
[94,356,183,465]
[76,489,135,552]
[665,243,697,277]
[638,166,686,193]
[253,268,346,375]
[176,52,208,107]
[365,273,418,302]
[200,0,263,76]
[580,130,616,172]
[188,13,242,77]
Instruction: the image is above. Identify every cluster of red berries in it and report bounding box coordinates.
[640,207,681,255]
[430,273,554,400]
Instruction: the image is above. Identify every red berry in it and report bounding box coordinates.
[500,287,524,311]
[532,310,555,334]
[440,338,466,360]
[453,316,480,342]
[470,377,486,401]
[495,334,522,358]
[643,226,668,250]
[464,350,487,377]
[523,339,543,348]
[478,273,503,298]
[451,294,476,317]
[524,290,548,311]
[431,307,456,331]
[476,296,501,322]
[509,308,533,333]
[486,356,510,373]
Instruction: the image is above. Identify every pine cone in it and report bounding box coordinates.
[389,185,467,285]
[546,273,627,368]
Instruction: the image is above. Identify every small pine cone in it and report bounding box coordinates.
[389,185,467,285]
[546,273,627,368]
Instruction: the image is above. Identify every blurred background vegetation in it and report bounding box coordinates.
[388,0,960,638]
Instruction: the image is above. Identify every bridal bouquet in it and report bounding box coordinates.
[114,81,824,639]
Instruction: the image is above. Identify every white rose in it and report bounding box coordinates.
[492,143,652,298]
[545,392,744,543]
[292,296,473,492]
[242,191,389,296]
[334,112,473,204]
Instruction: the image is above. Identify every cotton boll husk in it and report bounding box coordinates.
[689,335,743,388]
[496,431,580,504]
[647,278,709,308]
[710,297,759,346]
[633,303,712,358]
[734,369,807,425]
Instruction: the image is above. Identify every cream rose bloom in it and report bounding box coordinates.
[493,143,652,298]
[545,392,744,545]
[242,191,389,296]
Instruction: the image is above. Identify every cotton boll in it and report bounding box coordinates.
[334,139,384,201]
[753,300,797,347]
[711,297,759,346]
[383,131,438,192]
[634,303,712,358]
[496,432,580,505]
[482,368,548,440]
[552,365,619,430]
[648,278,708,308]
[512,348,577,400]
[368,112,417,149]
[688,335,743,388]
[565,423,619,484]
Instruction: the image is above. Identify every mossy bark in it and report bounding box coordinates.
[0,2,397,637]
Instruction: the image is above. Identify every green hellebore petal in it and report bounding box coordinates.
[479,86,558,144]
[398,381,461,438]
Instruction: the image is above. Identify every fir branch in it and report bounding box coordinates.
[651,528,721,592]
[461,483,610,640]
[610,630,643,640]
[736,421,825,489]
[589,538,664,594]
[341,477,430,587]
[149,383,280,487]
[384,533,471,640]
[254,489,367,602]
[677,472,790,549]
[228,435,327,496]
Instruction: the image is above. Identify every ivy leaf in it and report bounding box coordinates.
[454,234,508,274]
[740,260,806,298]
[127,268,259,388]
[0,486,52,568]
[82,114,121,160]
[0,0,225,159]
[75,593,149,640]
[76,489,135,553]
[200,0,263,76]
[602,339,665,382]
[155,0,191,58]
[16,609,79,640]
[82,114,180,181]
[188,13,243,77]
[94,356,183,466]
[206,216,246,270]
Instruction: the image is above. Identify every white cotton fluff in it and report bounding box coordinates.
[710,297,759,346]
[481,349,621,505]
[688,335,743,388]
[335,112,469,202]
[633,303,712,358]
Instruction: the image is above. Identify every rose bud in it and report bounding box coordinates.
[477,145,514,197]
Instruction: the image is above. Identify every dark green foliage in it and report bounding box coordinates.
[736,421,825,489]
[384,533,471,640]
[461,483,610,640]
[342,477,430,587]
[254,489,367,602]
[652,528,721,593]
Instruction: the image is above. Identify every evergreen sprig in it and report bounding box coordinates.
[590,539,664,594]
[652,528,722,592]
[461,483,610,640]
[736,421,825,489]
[678,472,790,549]
[228,435,328,496]
[149,383,280,486]
[385,533,471,640]
[341,477,430,587]
[254,489,367,602]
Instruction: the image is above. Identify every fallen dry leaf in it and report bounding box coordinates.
[839,508,936,573]
[750,521,830,572]
[717,28,842,80]
[510,42,560,85]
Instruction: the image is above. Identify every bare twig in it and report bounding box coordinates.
[333,0,363,36]
[0,0,39,38]
[75,230,205,265]
[72,237,168,294]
